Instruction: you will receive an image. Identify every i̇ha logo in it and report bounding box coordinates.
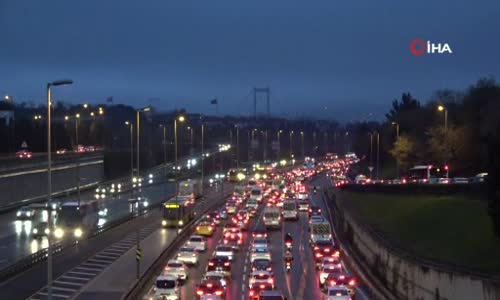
[410,39,452,56]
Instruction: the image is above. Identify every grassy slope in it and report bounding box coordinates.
[346,192,500,273]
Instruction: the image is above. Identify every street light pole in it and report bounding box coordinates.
[289,131,294,158]
[125,122,134,179]
[162,125,167,176]
[376,132,380,181]
[277,130,282,160]
[201,121,205,193]
[75,114,81,207]
[46,79,73,300]
[300,131,304,159]
[236,126,239,168]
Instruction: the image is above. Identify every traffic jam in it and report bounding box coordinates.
[143,158,359,300]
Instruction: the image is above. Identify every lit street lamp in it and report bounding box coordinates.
[174,115,186,231]
[136,107,151,176]
[300,131,304,159]
[277,130,283,160]
[46,79,73,300]
[289,131,294,158]
[437,105,448,132]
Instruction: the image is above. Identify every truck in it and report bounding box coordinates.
[310,221,332,244]
[263,206,281,229]
[177,179,202,201]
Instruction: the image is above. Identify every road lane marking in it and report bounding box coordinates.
[59,275,88,281]
[52,286,78,292]
[55,280,84,286]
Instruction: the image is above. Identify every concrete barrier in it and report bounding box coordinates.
[0,156,104,209]
[328,189,500,300]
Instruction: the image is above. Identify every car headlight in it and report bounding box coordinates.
[54,228,64,238]
[162,220,167,226]
[44,228,50,235]
[26,212,31,217]
[178,220,183,225]
[74,228,83,238]
[33,228,38,234]
[16,212,21,217]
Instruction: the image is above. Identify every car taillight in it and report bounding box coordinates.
[249,290,254,296]
[196,290,203,295]
[325,248,330,252]
[215,290,223,296]
[224,262,230,266]
[209,262,214,266]
[196,226,200,230]
[349,279,356,286]
[314,246,319,250]
[268,278,273,284]
[316,253,323,258]
[334,251,340,257]
[207,283,213,288]
[330,280,336,285]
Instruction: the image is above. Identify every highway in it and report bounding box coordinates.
[135,169,371,300]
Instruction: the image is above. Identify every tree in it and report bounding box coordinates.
[426,125,471,172]
[389,135,416,171]
[385,92,421,122]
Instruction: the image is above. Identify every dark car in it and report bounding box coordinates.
[313,240,339,265]
[206,256,231,276]
[323,272,356,293]
[195,279,225,298]
[308,205,322,217]
[251,259,273,273]
[249,282,273,299]
[252,226,268,239]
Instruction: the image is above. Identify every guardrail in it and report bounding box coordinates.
[122,191,232,299]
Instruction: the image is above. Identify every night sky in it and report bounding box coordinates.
[1,0,499,121]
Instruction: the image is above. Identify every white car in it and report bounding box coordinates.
[203,271,227,288]
[143,275,179,300]
[324,286,351,300]
[250,247,271,263]
[163,260,188,281]
[319,264,343,285]
[176,246,199,266]
[186,235,207,252]
[251,237,268,250]
[249,270,274,288]
[214,245,234,261]
[250,188,263,202]
[246,199,259,210]
[320,257,342,269]
[297,192,308,200]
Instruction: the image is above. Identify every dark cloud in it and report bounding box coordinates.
[1,0,499,121]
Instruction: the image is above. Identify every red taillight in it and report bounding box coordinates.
[209,262,214,266]
[314,246,319,250]
[207,283,213,288]
[316,253,323,258]
[196,226,200,230]
[196,290,203,295]
[330,280,336,285]
[215,290,223,296]
[224,262,230,266]
[349,279,356,286]
[249,290,254,296]
[325,248,330,252]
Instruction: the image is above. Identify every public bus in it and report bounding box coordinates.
[407,165,449,184]
[161,200,195,228]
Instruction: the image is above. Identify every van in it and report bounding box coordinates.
[282,199,298,221]
[263,206,281,229]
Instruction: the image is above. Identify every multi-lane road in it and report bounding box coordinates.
[139,173,371,300]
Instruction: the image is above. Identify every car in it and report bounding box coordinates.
[214,245,234,261]
[206,256,231,277]
[223,223,242,235]
[246,199,259,210]
[313,240,339,263]
[320,256,342,270]
[32,221,50,238]
[186,235,207,252]
[226,201,238,214]
[252,226,267,239]
[319,264,343,286]
[297,192,308,200]
[196,221,215,237]
[176,246,199,266]
[258,290,287,300]
[223,231,242,250]
[324,286,351,300]
[251,237,268,250]
[17,150,32,159]
[250,188,263,202]
[202,271,227,288]
[163,260,188,281]
[144,274,179,300]
[298,199,309,211]
[251,258,273,273]
[249,282,273,299]
[16,206,35,220]
[218,208,228,220]
[324,273,357,293]
[250,247,271,263]
[205,212,221,225]
[309,206,322,217]
[249,270,274,288]
[195,279,225,298]
[56,148,67,155]
[233,213,249,230]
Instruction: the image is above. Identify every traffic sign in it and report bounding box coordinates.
[136,248,142,261]
[368,166,374,172]
[20,141,28,148]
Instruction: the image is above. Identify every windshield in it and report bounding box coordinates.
[190,237,202,242]
[217,246,231,251]
[168,263,182,268]
[264,211,279,218]
[283,202,296,210]
[156,279,176,289]
[251,190,261,195]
